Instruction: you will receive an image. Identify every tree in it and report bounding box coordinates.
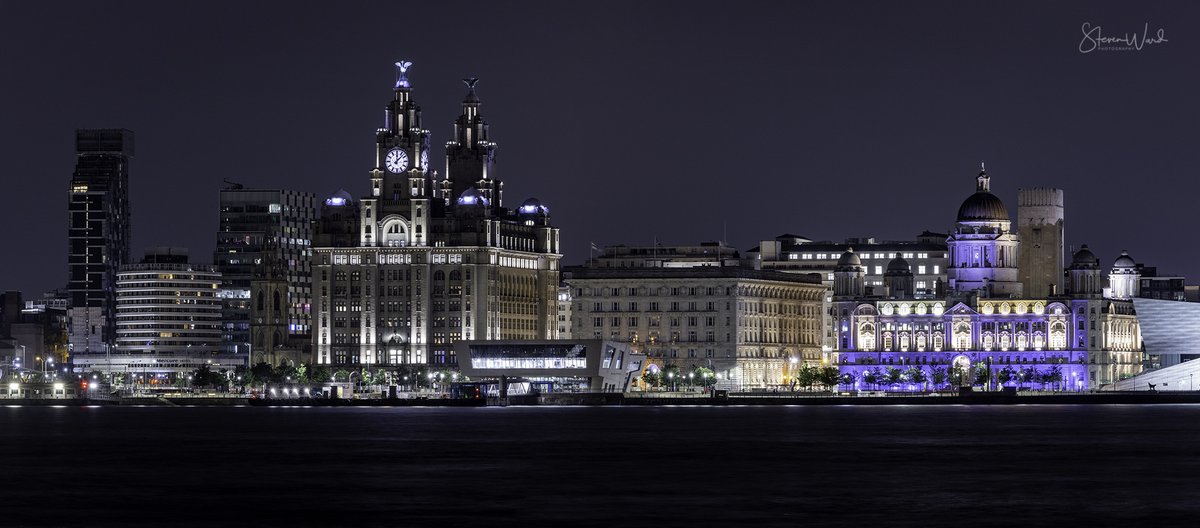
[308,365,332,383]
[662,365,682,390]
[931,367,947,388]
[905,366,927,388]
[817,366,841,390]
[251,362,275,385]
[796,365,817,391]
[1044,364,1064,390]
[642,370,661,389]
[997,366,1016,386]
[1019,366,1038,387]
[838,371,856,388]
[949,365,966,388]
[883,367,903,387]
[191,364,214,388]
[861,368,879,389]
[692,367,716,387]
[973,362,990,386]
[332,369,351,382]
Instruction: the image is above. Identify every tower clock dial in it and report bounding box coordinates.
[385,148,410,173]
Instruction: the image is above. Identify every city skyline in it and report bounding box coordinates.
[2,1,1196,297]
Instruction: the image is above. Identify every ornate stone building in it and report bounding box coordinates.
[830,167,1141,390]
[564,265,826,389]
[311,64,561,369]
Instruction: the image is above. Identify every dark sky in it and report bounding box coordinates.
[1,1,1196,297]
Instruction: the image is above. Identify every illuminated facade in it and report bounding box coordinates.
[311,64,561,369]
[947,165,1023,297]
[830,168,1141,390]
[75,248,240,377]
[564,266,826,389]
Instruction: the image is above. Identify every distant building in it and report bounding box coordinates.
[213,186,315,366]
[750,233,948,297]
[588,242,741,268]
[564,265,827,389]
[1017,188,1065,297]
[555,285,573,339]
[1137,267,1186,302]
[76,248,237,379]
[68,129,133,368]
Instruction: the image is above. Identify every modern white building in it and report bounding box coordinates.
[75,248,240,379]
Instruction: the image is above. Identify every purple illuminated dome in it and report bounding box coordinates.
[324,189,353,207]
[518,197,548,215]
[456,187,489,206]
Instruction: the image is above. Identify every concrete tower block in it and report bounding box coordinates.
[1017,188,1065,298]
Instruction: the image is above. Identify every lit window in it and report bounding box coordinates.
[918,265,927,274]
[874,266,882,275]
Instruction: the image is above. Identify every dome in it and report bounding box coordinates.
[456,187,489,206]
[518,197,548,215]
[1113,250,1136,269]
[324,189,354,207]
[836,248,861,267]
[1071,244,1098,268]
[956,192,1009,222]
[886,256,912,275]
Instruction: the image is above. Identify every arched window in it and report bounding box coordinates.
[1049,322,1067,350]
[449,270,462,281]
[381,219,407,247]
[256,293,264,312]
[273,291,281,312]
[433,270,445,281]
[858,323,876,351]
[953,322,971,351]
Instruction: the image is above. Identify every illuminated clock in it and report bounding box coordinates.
[385,148,410,173]
[420,150,429,172]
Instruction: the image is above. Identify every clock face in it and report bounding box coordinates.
[385,148,410,173]
[420,150,429,173]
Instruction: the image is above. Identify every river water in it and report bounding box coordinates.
[2,404,1197,527]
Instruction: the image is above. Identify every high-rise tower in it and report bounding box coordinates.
[1017,188,1065,297]
[214,186,315,365]
[67,129,133,368]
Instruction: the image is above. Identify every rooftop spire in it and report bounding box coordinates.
[976,162,990,192]
[463,77,480,104]
[394,60,413,90]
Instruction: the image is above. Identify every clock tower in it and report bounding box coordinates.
[441,78,501,209]
[362,61,433,247]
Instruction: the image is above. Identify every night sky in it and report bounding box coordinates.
[1,1,1195,297]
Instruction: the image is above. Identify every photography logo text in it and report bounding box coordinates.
[1079,22,1167,53]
